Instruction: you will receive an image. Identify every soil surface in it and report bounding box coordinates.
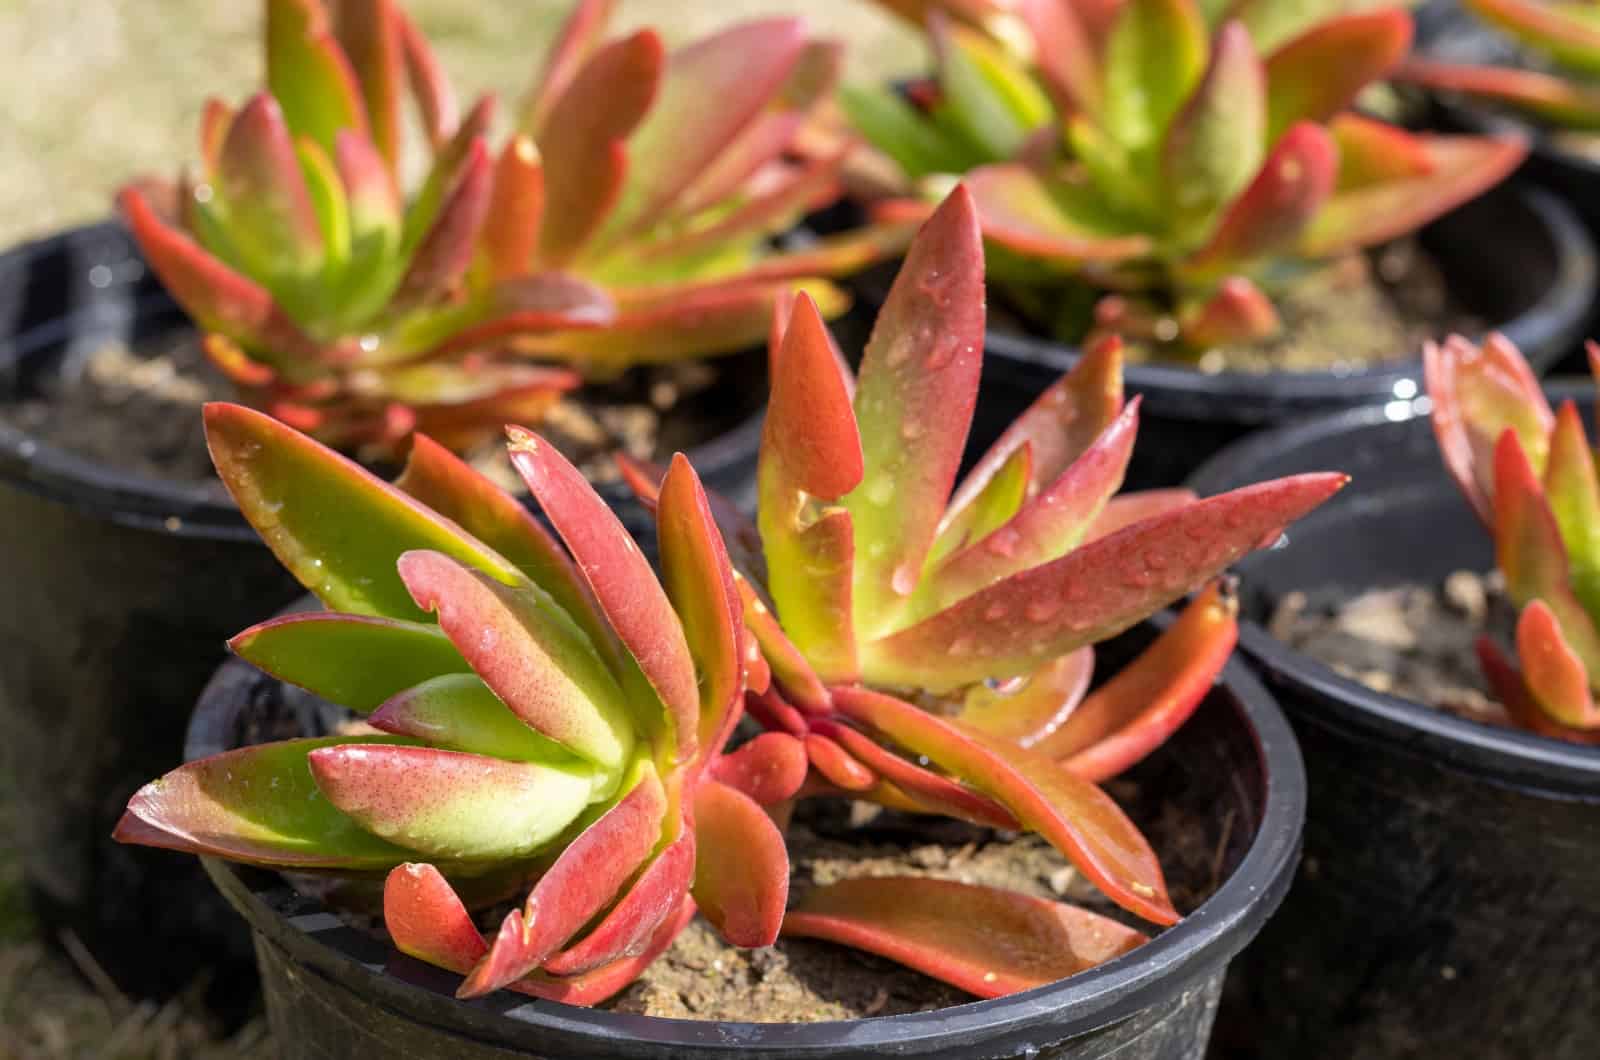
[0,329,756,491]
[1269,569,1517,726]
[1138,242,1479,374]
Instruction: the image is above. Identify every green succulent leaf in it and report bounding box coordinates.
[934,19,1054,163]
[1101,0,1208,156]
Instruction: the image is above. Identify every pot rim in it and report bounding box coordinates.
[981,182,1595,421]
[190,613,1307,1056]
[1187,388,1600,795]
[0,220,766,542]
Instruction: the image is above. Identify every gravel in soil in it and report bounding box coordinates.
[1268,569,1517,725]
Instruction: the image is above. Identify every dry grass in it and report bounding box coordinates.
[0,3,913,1054]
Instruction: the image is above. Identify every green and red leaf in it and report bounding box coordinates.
[692,779,790,946]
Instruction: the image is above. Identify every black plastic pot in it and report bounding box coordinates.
[1187,386,1600,1059]
[972,181,1594,489]
[188,614,1305,1060]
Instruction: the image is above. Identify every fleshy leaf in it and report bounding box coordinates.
[1300,134,1528,257]
[543,828,695,976]
[692,779,789,946]
[1544,401,1600,618]
[1424,333,1555,523]
[1102,0,1208,153]
[1394,58,1600,130]
[1516,601,1600,728]
[265,0,367,161]
[710,732,809,806]
[804,732,878,792]
[959,647,1095,748]
[832,687,1178,924]
[1087,489,1200,542]
[392,137,492,308]
[816,719,1021,830]
[398,550,632,771]
[1327,113,1434,189]
[508,428,699,761]
[1184,122,1336,272]
[845,185,985,635]
[928,442,1032,569]
[738,576,832,713]
[369,674,587,767]
[332,0,406,173]
[863,474,1347,691]
[933,16,1054,161]
[204,403,523,618]
[1262,11,1411,142]
[657,454,743,755]
[965,164,1152,263]
[1036,580,1237,781]
[218,93,325,274]
[1161,21,1265,238]
[783,877,1146,998]
[113,736,418,870]
[395,3,458,147]
[1179,277,1281,348]
[480,136,544,281]
[230,611,467,712]
[1465,0,1600,77]
[519,0,619,138]
[307,744,592,861]
[460,761,666,998]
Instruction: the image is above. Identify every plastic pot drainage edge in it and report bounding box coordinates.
[1186,389,1600,1059]
[187,614,1307,1060]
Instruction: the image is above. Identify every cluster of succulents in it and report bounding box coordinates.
[1398,0,1600,131]
[1425,333,1600,745]
[117,186,1342,1000]
[121,0,904,454]
[838,0,1526,355]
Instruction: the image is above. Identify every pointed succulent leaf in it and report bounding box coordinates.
[832,687,1178,924]
[1102,0,1208,153]
[1327,113,1434,189]
[1393,58,1600,130]
[519,900,696,1006]
[404,96,496,256]
[1517,600,1600,727]
[331,0,407,173]
[1424,334,1554,523]
[953,336,1126,514]
[395,433,611,652]
[519,0,618,138]
[536,30,664,266]
[1479,637,1600,743]
[113,737,419,870]
[864,474,1347,691]
[295,136,352,281]
[845,186,985,634]
[1262,12,1411,142]
[418,272,617,361]
[710,732,810,806]
[1184,122,1336,273]
[1544,401,1600,617]
[460,761,666,998]
[1300,134,1527,257]
[1464,0,1600,77]
[480,136,544,281]
[120,190,322,369]
[230,612,466,712]
[265,0,367,159]
[816,720,1021,829]
[204,403,523,618]
[1087,489,1200,542]
[1491,431,1600,682]
[738,576,832,713]
[390,138,493,313]
[1231,0,1360,53]
[1036,580,1237,781]
[692,779,790,946]
[218,93,326,272]
[958,647,1095,748]
[1179,277,1282,348]
[369,674,587,767]
[1018,0,1103,117]
[933,16,1054,162]
[783,877,1146,998]
[398,550,633,771]
[965,164,1152,263]
[617,454,768,586]
[759,294,864,682]
[1161,21,1265,238]
[307,744,592,861]
[544,828,694,976]
[925,399,1139,612]
[657,454,743,756]
[394,3,458,148]
[928,442,1032,569]
[603,19,808,241]
[508,428,699,757]
[839,84,974,182]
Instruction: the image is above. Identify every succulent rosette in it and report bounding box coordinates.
[1425,333,1600,744]
[115,403,808,1003]
[839,0,1526,354]
[120,0,906,453]
[625,186,1346,996]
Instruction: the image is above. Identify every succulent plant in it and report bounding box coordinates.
[840,0,1526,355]
[624,186,1346,996]
[115,404,809,1003]
[1397,0,1600,131]
[120,0,903,454]
[1425,333,1600,744]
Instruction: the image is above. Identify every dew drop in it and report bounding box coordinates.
[949,636,974,657]
[985,528,1021,558]
[984,601,1008,621]
[865,477,894,506]
[901,420,925,441]
[891,562,919,597]
[1025,597,1061,623]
